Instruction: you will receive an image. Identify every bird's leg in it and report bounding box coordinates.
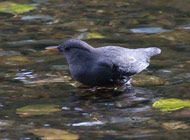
[124,78,132,89]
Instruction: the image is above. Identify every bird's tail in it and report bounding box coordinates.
[144,47,161,57]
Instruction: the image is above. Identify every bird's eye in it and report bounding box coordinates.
[64,47,70,51]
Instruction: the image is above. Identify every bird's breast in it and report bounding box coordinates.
[69,63,114,86]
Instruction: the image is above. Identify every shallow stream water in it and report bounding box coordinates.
[0,0,190,139]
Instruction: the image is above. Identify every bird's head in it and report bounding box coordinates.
[58,39,91,54]
[46,39,94,63]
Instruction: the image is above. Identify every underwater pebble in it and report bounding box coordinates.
[21,15,54,22]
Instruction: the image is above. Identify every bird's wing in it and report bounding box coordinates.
[97,46,160,76]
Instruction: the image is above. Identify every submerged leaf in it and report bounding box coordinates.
[0,2,36,14]
[87,33,105,39]
[29,128,79,140]
[77,32,105,40]
[16,104,61,117]
[153,98,190,112]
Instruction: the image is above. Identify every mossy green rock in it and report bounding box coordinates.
[29,128,79,140]
[0,2,36,15]
[153,98,190,112]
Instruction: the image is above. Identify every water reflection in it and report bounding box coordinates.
[130,27,170,34]
[67,121,104,127]
[180,26,190,30]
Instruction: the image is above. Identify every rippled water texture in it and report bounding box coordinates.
[0,0,190,139]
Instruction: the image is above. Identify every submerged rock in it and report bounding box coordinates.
[0,56,31,66]
[168,73,190,85]
[0,120,14,129]
[0,50,21,56]
[173,108,190,118]
[132,74,165,86]
[144,30,190,45]
[162,121,189,130]
[16,104,61,117]
[50,65,69,71]
[29,128,79,140]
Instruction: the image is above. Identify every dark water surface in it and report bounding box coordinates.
[0,0,190,139]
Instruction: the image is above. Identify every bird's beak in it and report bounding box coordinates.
[45,46,59,53]
[45,46,59,51]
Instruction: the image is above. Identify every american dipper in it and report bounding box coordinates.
[48,39,161,87]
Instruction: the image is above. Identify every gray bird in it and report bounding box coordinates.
[51,39,161,87]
